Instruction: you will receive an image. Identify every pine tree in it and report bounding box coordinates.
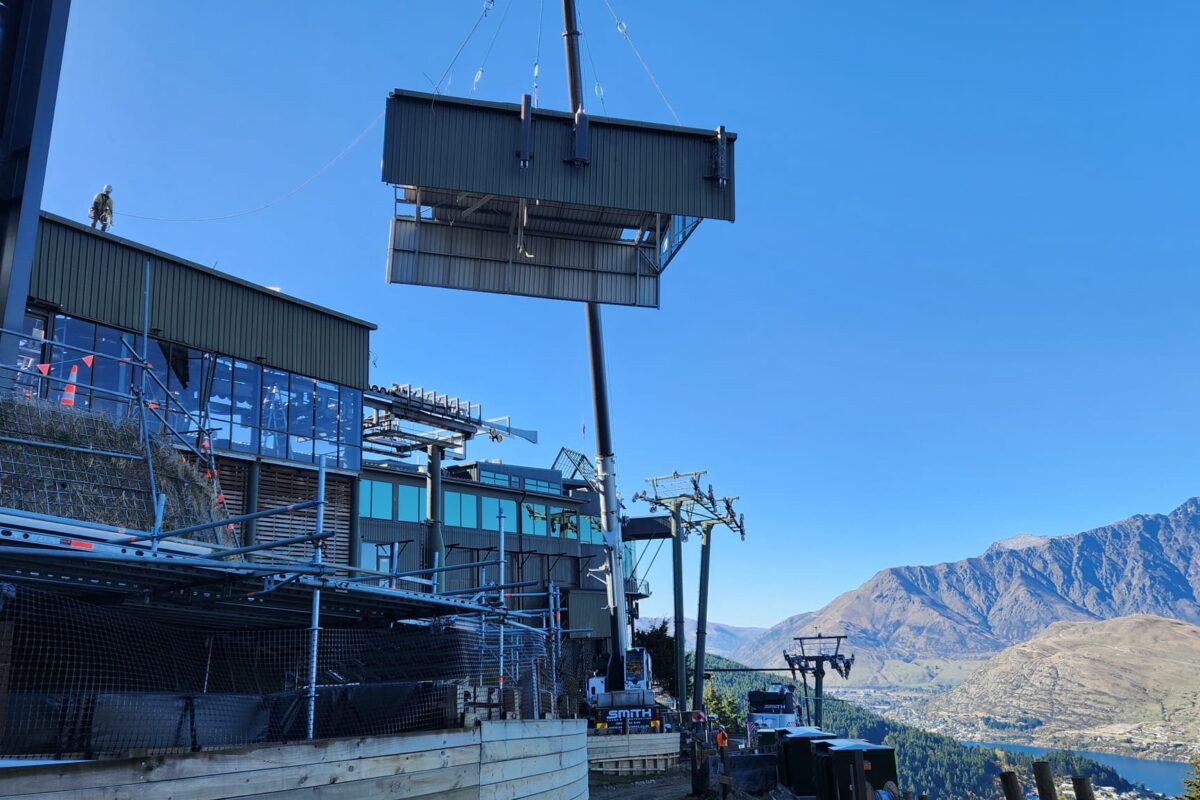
[1181,753,1200,800]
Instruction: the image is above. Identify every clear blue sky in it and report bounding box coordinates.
[41,2,1200,627]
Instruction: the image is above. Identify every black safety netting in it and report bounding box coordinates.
[0,585,581,758]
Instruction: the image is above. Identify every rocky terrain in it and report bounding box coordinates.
[910,615,1200,761]
[733,498,1200,687]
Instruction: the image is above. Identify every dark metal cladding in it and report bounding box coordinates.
[31,214,376,388]
[382,90,736,222]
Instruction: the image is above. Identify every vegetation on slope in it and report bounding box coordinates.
[702,653,1135,800]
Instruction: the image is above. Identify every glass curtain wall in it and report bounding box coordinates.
[19,313,362,469]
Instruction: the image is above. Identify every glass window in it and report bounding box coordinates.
[482,497,517,532]
[260,367,289,458]
[90,325,136,417]
[314,380,339,465]
[397,485,427,523]
[142,340,171,428]
[360,480,393,520]
[480,470,518,488]
[460,492,477,528]
[288,375,315,463]
[338,445,361,472]
[339,387,362,449]
[525,478,562,495]
[444,491,478,528]
[205,356,233,451]
[166,346,206,434]
[49,314,95,409]
[230,360,261,454]
[549,506,577,538]
[523,502,547,536]
[580,515,603,544]
[14,314,47,399]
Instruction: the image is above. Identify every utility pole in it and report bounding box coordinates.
[561,0,629,689]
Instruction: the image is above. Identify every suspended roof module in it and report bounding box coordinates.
[382,89,736,308]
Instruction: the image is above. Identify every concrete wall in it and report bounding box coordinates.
[0,719,587,800]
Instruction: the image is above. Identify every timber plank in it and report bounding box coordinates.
[479,746,586,785]
[586,734,678,758]
[0,729,481,795]
[5,748,481,800]
[480,759,588,800]
[248,771,481,800]
[481,735,577,763]
[479,720,585,742]
[517,773,588,800]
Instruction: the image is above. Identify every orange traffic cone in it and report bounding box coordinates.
[60,365,78,407]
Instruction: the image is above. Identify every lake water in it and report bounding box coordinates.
[963,741,1190,796]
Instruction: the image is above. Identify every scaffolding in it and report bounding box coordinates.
[0,266,582,758]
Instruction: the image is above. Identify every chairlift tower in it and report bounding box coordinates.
[632,471,745,712]
[380,2,737,687]
[783,634,855,729]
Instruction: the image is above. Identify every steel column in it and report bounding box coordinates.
[671,502,687,711]
[425,445,445,592]
[692,523,714,712]
[244,460,260,550]
[306,455,327,740]
[0,0,71,389]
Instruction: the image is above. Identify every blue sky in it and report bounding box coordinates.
[41,2,1200,628]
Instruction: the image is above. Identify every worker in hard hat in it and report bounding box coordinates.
[715,725,729,758]
[89,185,114,231]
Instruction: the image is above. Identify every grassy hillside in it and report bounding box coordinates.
[704,654,1136,800]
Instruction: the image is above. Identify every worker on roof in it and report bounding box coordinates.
[715,725,729,757]
[89,185,114,232]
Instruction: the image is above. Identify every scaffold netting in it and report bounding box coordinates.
[0,586,581,758]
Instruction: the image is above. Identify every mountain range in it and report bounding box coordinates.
[634,616,765,658]
[732,497,1200,686]
[915,615,1200,761]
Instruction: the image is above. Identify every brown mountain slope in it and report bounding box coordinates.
[916,615,1200,759]
[734,498,1200,685]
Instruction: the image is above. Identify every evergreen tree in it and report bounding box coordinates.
[1181,753,1200,800]
[631,619,679,699]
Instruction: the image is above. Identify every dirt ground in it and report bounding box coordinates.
[589,767,789,800]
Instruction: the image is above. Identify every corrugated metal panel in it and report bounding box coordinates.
[383,90,736,222]
[31,214,375,388]
[388,219,660,308]
[566,590,610,640]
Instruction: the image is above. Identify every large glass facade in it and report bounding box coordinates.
[16,313,362,469]
[397,485,427,523]
[481,497,517,531]
[522,502,548,536]
[444,490,478,528]
[360,480,394,520]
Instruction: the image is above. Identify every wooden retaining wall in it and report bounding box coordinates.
[0,720,588,800]
[586,732,679,776]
